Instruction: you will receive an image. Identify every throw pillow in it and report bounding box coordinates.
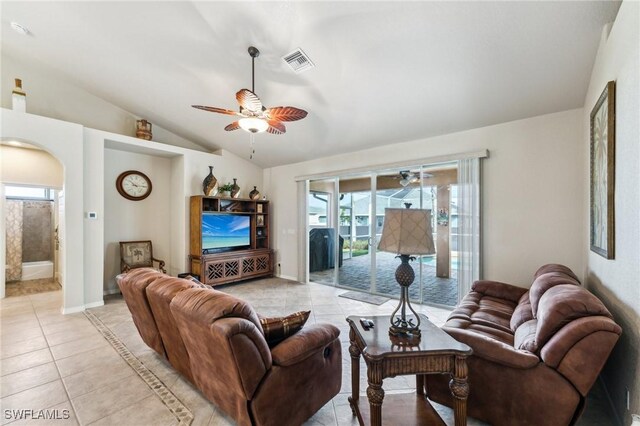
[260,310,311,346]
[183,275,211,289]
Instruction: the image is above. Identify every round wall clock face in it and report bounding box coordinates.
[116,170,152,201]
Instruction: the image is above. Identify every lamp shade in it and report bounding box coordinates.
[378,208,435,255]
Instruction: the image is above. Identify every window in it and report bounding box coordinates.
[5,186,54,200]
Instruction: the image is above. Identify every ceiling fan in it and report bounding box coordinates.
[397,170,433,187]
[192,46,308,135]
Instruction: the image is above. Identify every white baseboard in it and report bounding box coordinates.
[62,305,86,315]
[84,300,104,309]
[275,274,299,282]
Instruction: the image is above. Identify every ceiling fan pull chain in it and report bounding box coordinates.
[249,133,256,159]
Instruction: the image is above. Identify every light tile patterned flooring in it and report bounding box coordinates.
[0,279,613,425]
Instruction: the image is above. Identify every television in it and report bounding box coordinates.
[202,213,251,253]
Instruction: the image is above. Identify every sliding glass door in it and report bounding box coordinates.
[307,162,463,307]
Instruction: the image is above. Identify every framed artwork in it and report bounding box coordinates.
[257,215,264,226]
[257,203,263,213]
[590,80,615,259]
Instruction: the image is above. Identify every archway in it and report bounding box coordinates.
[1,111,86,313]
[1,139,65,303]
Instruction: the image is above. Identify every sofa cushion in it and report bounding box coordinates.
[534,264,580,282]
[529,272,580,317]
[514,319,538,352]
[260,311,311,346]
[535,285,613,350]
[510,292,534,332]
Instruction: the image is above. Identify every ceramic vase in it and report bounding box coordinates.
[202,166,219,196]
[136,119,153,141]
[249,186,260,200]
[231,178,240,199]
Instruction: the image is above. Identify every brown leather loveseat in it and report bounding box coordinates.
[425,264,621,426]
[117,269,342,425]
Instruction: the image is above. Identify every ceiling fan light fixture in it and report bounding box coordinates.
[239,117,268,133]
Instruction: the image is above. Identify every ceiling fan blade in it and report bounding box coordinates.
[192,105,241,116]
[267,120,286,135]
[224,121,241,131]
[236,89,263,113]
[266,106,308,122]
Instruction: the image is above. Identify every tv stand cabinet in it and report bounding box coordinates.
[189,196,273,286]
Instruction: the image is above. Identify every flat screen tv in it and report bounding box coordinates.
[202,213,251,252]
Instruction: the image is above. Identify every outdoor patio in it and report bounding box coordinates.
[310,251,458,306]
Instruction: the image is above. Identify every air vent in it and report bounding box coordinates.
[282,48,315,73]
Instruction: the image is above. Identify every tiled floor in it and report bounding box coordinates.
[0,279,613,425]
[5,278,61,298]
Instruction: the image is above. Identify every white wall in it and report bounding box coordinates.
[0,146,63,188]
[103,149,172,293]
[1,53,207,152]
[582,2,640,424]
[264,108,585,287]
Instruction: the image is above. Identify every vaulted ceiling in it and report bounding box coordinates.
[1,1,620,167]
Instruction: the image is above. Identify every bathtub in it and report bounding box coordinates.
[21,261,54,280]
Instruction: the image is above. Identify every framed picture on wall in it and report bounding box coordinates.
[589,80,615,259]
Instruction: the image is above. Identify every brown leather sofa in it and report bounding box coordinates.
[117,269,342,426]
[425,264,621,426]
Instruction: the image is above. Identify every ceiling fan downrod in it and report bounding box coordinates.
[248,46,260,94]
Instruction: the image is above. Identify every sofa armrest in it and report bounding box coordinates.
[271,323,340,367]
[443,326,539,369]
[472,280,528,303]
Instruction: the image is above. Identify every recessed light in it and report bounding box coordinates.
[10,22,30,36]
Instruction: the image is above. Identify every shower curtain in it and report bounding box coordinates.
[5,200,23,282]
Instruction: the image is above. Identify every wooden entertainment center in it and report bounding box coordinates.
[189,196,273,286]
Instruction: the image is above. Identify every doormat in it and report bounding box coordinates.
[339,291,390,306]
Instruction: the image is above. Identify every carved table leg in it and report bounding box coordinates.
[348,327,361,416]
[366,361,384,426]
[449,355,469,426]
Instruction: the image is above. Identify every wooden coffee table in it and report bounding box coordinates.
[346,315,472,426]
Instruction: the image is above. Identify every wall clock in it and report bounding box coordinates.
[116,170,152,201]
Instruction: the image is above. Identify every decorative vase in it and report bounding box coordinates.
[202,166,219,196]
[135,119,153,140]
[12,78,26,112]
[249,186,260,200]
[231,178,240,199]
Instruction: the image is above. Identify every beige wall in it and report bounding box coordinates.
[583,2,640,424]
[1,53,207,152]
[103,149,172,293]
[0,145,63,188]
[265,108,585,286]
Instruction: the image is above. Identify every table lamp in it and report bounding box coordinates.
[378,205,435,336]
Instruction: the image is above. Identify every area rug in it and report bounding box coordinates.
[339,290,389,305]
[84,310,194,426]
[5,278,61,297]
